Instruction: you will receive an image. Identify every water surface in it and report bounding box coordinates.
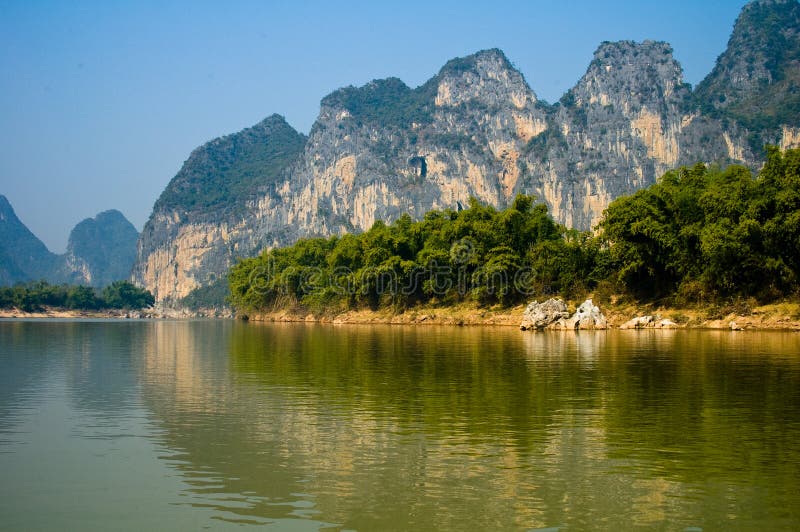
[1,320,799,530]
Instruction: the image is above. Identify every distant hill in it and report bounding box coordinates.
[0,195,139,287]
[59,210,139,287]
[0,195,58,285]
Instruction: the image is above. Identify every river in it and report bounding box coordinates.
[1,320,799,530]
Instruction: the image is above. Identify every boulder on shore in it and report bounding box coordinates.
[519,298,570,330]
[572,299,608,329]
[619,315,679,329]
[549,299,608,330]
[520,298,608,331]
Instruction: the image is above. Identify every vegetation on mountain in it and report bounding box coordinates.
[693,0,800,136]
[0,195,58,284]
[179,277,230,310]
[63,210,139,287]
[153,114,307,217]
[0,280,154,312]
[1,196,140,288]
[229,147,800,315]
[322,78,437,129]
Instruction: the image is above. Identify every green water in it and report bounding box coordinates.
[1,320,799,531]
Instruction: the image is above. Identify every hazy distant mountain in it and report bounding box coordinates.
[128,0,800,305]
[0,195,139,287]
[59,210,139,287]
[0,195,58,285]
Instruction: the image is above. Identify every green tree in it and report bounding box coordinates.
[101,281,155,309]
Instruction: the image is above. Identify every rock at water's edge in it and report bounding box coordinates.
[520,298,570,330]
[521,298,607,330]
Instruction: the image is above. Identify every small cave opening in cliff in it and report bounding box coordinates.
[409,156,427,178]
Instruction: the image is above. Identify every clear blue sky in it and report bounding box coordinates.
[1,0,749,252]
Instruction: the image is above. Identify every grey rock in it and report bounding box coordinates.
[520,298,570,330]
[619,315,656,329]
[557,299,608,330]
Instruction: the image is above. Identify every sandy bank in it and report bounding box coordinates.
[246,300,800,331]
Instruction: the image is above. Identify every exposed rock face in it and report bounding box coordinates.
[520,298,607,330]
[132,115,307,303]
[619,315,679,329]
[60,210,139,287]
[528,40,693,228]
[133,0,800,304]
[520,298,570,330]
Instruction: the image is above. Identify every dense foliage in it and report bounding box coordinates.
[322,77,437,129]
[229,195,601,314]
[0,280,155,312]
[154,115,306,216]
[180,277,230,310]
[600,147,800,304]
[229,147,800,314]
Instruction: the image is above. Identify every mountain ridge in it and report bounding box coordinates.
[130,0,800,305]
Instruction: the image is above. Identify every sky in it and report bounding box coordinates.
[1,0,749,253]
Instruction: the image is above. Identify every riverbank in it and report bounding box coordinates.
[245,299,800,331]
[0,305,231,319]
[4,300,799,330]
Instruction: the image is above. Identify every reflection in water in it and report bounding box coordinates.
[1,320,800,530]
[136,323,800,530]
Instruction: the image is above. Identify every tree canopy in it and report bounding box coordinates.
[229,194,601,314]
[229,147,800,315]
[1,280,154,312]
[600,147,800,303]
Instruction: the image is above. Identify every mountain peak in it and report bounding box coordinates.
[592,40,675,61]
[253,113,296,132]
[694,0,800,129]
[0,195,56,284]
[436,48,515,78]
[433,48,536,107]
[64,209,139,287]
[0,195,13,220]
[565,39,687,112]
[320,78,412,112]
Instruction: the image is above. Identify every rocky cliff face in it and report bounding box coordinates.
[693,0,800,154]
[133,0,800,305]
[132,115,307,302]
[524,40,693,228]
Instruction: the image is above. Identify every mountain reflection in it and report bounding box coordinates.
[133,322,800,530]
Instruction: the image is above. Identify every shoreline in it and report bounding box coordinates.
[0,306,230,320]
[245,300,800,331]
[3,301,800,331]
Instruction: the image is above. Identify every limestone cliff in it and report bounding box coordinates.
[132,114,307,303]
[133,0,800,305]
[523,40,693,229]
